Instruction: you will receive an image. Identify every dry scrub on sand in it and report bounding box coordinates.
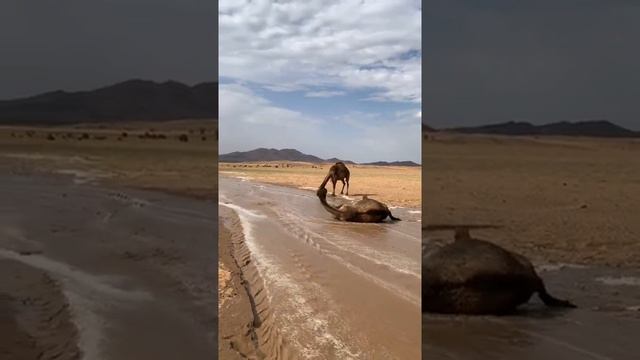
[0,120,217,199]
[219,161,421,208]
[424,132,640,267]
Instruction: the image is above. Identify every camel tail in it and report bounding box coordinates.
[537,278,577,308]
[388,212,401,221]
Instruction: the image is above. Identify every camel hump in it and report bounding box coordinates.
[454,228,471,241]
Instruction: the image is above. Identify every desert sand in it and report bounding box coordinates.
[0,120,217,198]
[424,132,640,267]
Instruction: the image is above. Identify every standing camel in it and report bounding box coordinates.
[318,162,350,196]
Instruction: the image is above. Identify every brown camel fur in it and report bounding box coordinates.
[318,162,350,196]
[316,187,400,223]
[423,228,576,314]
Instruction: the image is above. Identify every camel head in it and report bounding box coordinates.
[317,187,328,199]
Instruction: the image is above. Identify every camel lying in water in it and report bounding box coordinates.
[316,187,400,223]
[423,228,576,315]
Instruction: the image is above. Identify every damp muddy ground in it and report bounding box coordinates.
[0,174,217,359]
[218,176,421,359]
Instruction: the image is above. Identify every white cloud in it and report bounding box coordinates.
[219,84,421,163]
[219,0,421,103]
[220,83,319,131]
[304,90,346,98]
[220,83,324,155]
[262,83,305,92]
[332,110,421,162]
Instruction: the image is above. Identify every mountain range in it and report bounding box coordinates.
[424,120,639,138]
[422,123,435,132]
[0,79,217,125]
[219,148,420,166]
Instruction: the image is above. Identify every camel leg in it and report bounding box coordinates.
[340,180,345,195]
[345,180,349,195]
[331,180,336,196]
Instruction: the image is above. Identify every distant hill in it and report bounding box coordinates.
[447,120,639,138]
[422,123,435,132]
[325,158,357,165]
[362,161,420,167]
[220,148,325,163]
[219,148,417,166]
[0,79,217,125]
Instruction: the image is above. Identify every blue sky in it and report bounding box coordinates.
[219,0,421,164]
[220,75,417,121]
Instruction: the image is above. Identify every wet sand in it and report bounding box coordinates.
[424,232,640,359]
[0,174,217,359]
[218,223,260,359]
[0,259,79,360]
[219,176,421,359]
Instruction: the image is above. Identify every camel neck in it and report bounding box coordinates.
[318,195,342,217]
[318,173,332,190]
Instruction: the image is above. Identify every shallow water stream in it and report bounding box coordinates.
[219,176,421,359]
